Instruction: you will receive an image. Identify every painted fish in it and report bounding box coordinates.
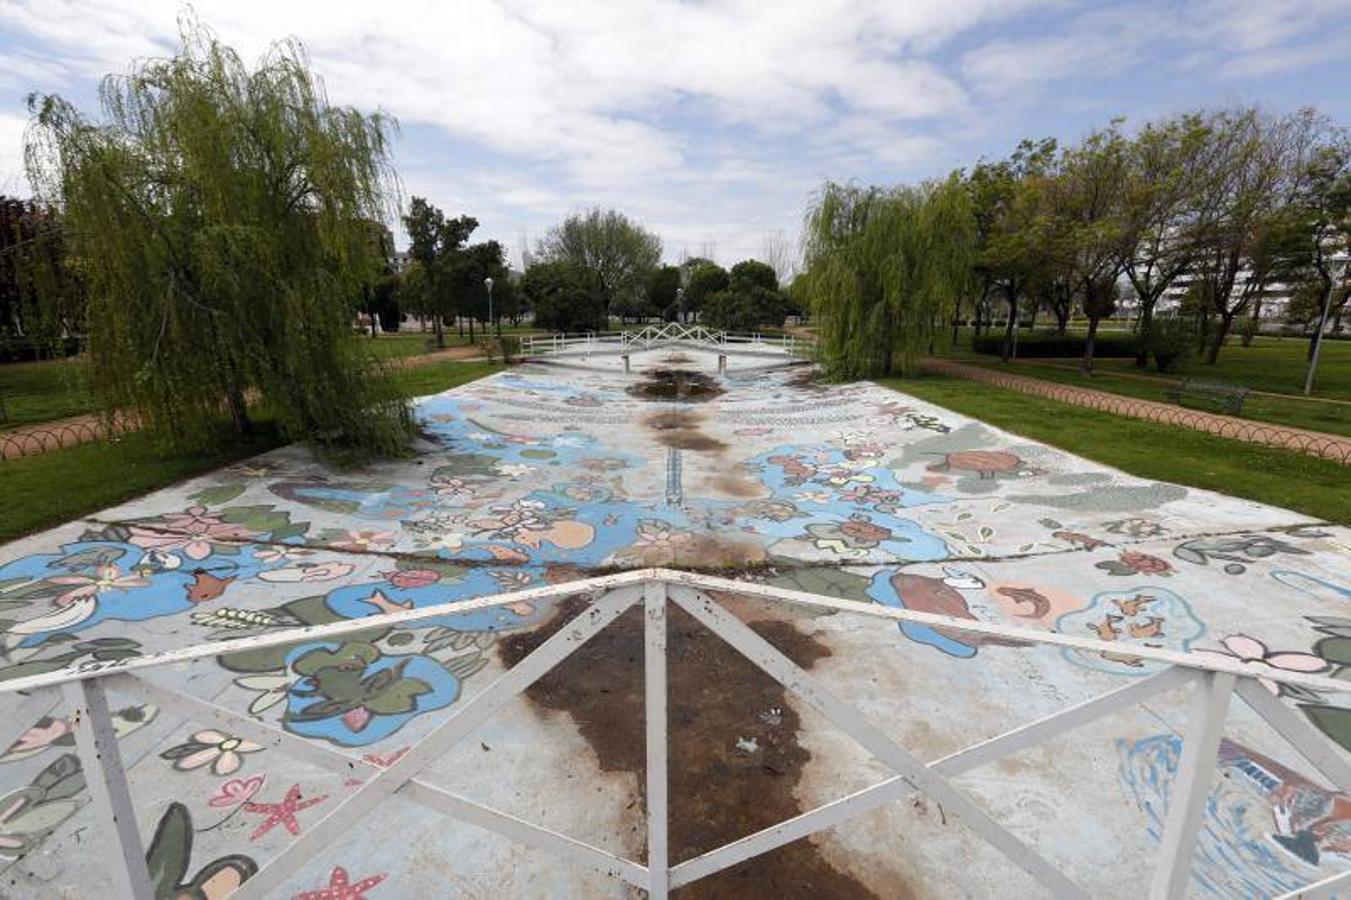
[1218,738,1351,866]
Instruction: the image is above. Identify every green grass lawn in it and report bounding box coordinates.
[941,334,1351,437]
[878,374,1351,525]
[0,357,94,429]
[0,358,503,543]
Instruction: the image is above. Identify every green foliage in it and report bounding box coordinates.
[729,259,778,293]
[535,208,661,317]
[1146,315,1195,372]
[0,197,83,353]
[700,286,786,332]
[970,332,1137,358]
[403,197,478,344]
[645,265,681,321]
[520,260,606,332]
[25,18,412,455]
[801,174,975,378]
[684,262,729,316]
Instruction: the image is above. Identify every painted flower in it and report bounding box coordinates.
[208,775,266,809]
[494,462,535,478]
[127,506,259,560]
[160,730,263,775]
[634,520,687,547]
[48,563,148,607]
[839,518,891,545]
[431,476,475,499]
[5,719,70,757]
[794,491,831,504]
[328,531,395,554]
[258,562,357,583]
[253,546,315,564]
[379,569,442,589]
[235,674,291,716]
[1197,634,1328,695]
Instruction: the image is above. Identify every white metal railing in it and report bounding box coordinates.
[4,567,1346,899]
[520,325,814,359]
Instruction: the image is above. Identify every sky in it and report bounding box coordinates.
[1,0,1349,270]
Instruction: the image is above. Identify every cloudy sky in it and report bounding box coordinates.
[1,1,1349,268]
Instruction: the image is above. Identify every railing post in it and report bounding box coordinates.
[644,580,670,899]
[62,678,155,900]
[1149,670,1235,900]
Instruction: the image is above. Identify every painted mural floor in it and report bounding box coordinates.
[0,347,1349,898]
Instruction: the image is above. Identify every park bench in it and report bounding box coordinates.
[1164,378,1250,415]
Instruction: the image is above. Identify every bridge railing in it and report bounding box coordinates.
[16,569,1346,898]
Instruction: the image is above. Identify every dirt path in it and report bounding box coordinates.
[922,358,1351,465]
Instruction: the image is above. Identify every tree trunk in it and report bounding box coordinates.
[1204,312,1234,364]
[1134,300,1154,368]
[1054,304,1069,336]
[434,313,445,349]
[1082,316,1101,374]
[1000,293,1017,362]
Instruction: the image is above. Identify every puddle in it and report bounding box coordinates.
[643,409,728,452]
[629,369,725,402]
[499,597,884,899]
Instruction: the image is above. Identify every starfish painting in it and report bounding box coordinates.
[243,783,328,840]
[293,866,388,900]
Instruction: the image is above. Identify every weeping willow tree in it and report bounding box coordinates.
[799,175,975,379]
[24,18,412,454]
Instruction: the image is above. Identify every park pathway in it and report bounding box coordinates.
[0,345,489,460]
[921,357,1351,465]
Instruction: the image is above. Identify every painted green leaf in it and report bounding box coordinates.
[51,547,125,570]
[33,754,84,801]
[1301,704,1351,754]
[1314,637,1351,667]
[190,484,246,506]
[144,802,193,896]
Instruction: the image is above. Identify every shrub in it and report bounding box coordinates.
[1146,315,1194,372]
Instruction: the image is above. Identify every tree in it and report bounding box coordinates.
[25,18,411,454]
[1187,108,1317,364]
[968,139,1057,361]
[761,230,796,284]
[800,174,975,378]
[520,260,605,333]
[535,208,661,320]
[404,197,477,348]
[1114,112,1219,366]
[1283,126,1351,393]
[0,196,82,355]
[1052,124,1128,372]
[701,285,785,332]
[729,259,779,294]
[684,262,729,322]
[646,265,681,321]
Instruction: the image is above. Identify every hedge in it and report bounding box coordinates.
[971,332,1137,358]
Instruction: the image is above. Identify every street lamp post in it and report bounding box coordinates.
[484,276,496,336]
[676,287,684,324]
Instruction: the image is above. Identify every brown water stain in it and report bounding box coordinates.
[498,596,888,900]
[706,471,768,499]
[629,369,726,403]
[643,409,728,453]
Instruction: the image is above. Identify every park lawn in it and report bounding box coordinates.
[0,359,503,543]
[942,353,1351,438]
[878,374,1351,525]
[0,357,94,429]
[1091,335,1351,398]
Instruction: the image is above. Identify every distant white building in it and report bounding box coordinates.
[389,249,411,275]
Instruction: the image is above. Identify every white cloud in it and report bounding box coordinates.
[0,0,1347,262]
